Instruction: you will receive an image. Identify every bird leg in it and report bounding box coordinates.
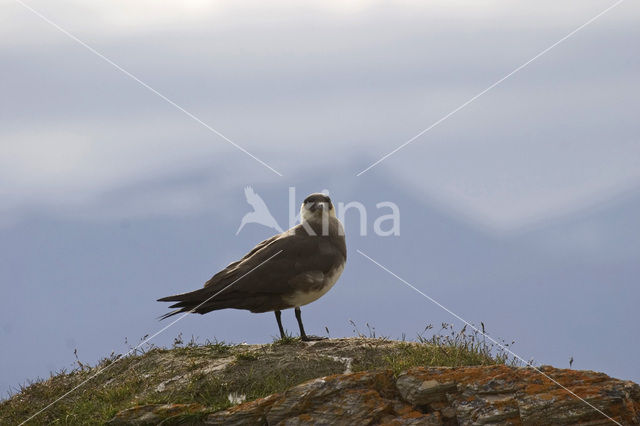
[274,310,285,339]
[295,307,326,341]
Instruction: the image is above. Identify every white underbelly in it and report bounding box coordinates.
[284,262,345,307]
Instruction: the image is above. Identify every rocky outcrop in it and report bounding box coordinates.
[112,364,640,425]
[8,337,637,425]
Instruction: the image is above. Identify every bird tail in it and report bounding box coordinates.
[157,288,216,320]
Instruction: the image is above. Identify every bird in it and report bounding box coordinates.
[235,186,283,235]
[158,192,346,341]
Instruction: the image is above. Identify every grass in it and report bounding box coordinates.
[271,331,299,345]
[1,325,516,425]
[235,352,259,361]
[347,323,517,375]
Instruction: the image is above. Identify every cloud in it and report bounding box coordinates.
[1,0,639,230]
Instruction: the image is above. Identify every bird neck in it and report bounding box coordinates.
[300,216,344,237]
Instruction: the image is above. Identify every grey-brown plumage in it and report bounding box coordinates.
[158,193,346,341]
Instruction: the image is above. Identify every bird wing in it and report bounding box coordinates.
[210,228,342,292]
[203,233,281,286]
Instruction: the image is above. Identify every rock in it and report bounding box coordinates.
[106,403,204,425]
[202,366,640,425]
[207,371,396,425]
[265,372,394,424]
[96,340,639,425]
[10,338,639,425]
[206,394,281,425]
[396,375,457,405]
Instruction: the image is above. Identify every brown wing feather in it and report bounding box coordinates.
[203,233,280,287]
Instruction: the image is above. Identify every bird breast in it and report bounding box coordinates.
[284,261,345,308]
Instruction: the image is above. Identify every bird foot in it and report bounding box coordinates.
[301,335,328,342]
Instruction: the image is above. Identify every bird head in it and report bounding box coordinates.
[300,193,336,224]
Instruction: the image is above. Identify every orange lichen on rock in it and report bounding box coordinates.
[109,365,640,425]
[196,365,639,425]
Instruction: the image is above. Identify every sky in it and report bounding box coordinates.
[1,0,639,403]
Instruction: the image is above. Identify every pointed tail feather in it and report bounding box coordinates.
[158,309,185,320]
[157,287,236,320]
[157,288,210,320]
[157,291,196,303]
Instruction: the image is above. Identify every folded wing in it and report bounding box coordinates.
[157,227,344,318]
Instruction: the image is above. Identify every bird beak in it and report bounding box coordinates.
[306,201,327,212]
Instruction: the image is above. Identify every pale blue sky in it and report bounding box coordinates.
[1,0,639,398]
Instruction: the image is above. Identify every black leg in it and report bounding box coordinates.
[294,307,327,341]
[274,310,285,339]
[294,307,308,341]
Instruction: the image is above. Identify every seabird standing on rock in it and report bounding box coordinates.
[158,193,346,341]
